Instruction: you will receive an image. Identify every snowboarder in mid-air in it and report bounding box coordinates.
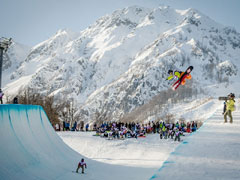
[167,66,193,90]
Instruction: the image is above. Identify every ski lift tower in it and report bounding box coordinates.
[0,37,12,89]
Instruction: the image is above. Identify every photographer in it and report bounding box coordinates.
[224,93,235,123]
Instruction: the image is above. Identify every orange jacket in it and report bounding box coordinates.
[180,73,192,85]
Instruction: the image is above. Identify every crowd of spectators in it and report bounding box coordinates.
[55,121,89,132]
[55,120,201,142]
[93,121,199,141]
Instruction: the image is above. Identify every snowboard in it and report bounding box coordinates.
[172,66,193,91]
[72,171,86,174]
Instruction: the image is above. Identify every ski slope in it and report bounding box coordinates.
[150,99,240,180]
[0,105,83,179]
[1,100,239,180]
[0,105,158,180]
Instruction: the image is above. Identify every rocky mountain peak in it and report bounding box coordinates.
[3,5,240,123]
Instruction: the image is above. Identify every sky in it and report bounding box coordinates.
[1,0,240,47]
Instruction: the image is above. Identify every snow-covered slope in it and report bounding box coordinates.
[1,93,239,180]
[0,105,81,179]
[150,100,240,180]
[3,6,240,122]
[58,99,240,180]
[2,41,30,89]
[0,104,154,180]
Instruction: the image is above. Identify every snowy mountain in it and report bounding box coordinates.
[3,6,240,122]
[2,41,30,90]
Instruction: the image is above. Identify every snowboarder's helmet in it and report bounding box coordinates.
[168,70,173,74]
[187,66,193,73]
[230,93,235,98]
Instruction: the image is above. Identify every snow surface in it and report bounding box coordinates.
[2,41,30,91]
[57,131,188,168]
[57,98,240,180]
[0,105,157,180]
[57,99,220,170]
[150,99,240,180]
[1,99,240,179]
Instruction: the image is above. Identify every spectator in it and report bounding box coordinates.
[93,123,97,131]
[152,122,156,133]
[63,121,66,131]
[186,122,191,133]
[191,121,197,132]
[71,121,77,131]
[159,128,163,139]
[156,121,159,133]
[162,125,167,139]
[13,97,18,104]
[86,123,89,131]
[174,128,181,142]
[0,89,4,104]
[80,121,84,131]
[65,121,70,131]
[55,123,60,131]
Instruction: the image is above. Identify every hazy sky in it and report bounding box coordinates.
[1,0,239,46]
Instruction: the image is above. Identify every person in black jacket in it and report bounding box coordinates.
[13,97,18,104]
[0,89,4,104]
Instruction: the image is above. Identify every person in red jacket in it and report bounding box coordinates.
[76,158,87,174]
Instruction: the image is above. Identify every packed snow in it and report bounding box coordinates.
[1,97,239,179]
[56,98,240,180]
[58,131,187,168]
[150,99,240,180]
[58,98,218,170]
